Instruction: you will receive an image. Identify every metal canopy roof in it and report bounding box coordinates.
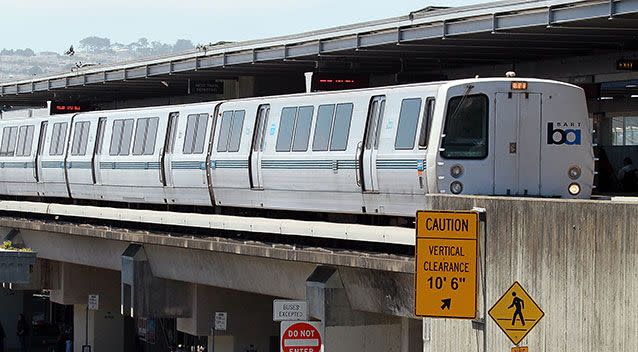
[2,0,638,105]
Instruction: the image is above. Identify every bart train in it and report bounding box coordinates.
[0,77,594,217]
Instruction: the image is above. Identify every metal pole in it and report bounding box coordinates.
[472,207,488,352]
[85,306,89,347]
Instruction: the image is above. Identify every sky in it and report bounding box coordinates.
[0,0,488,53]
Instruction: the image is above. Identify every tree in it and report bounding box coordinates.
[79,36,112,52]
[137,37,149,48]
[172,39,194,53]
[25,66,43,75]
[150,41,172,55]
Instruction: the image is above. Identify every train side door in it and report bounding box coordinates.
[35,121,47,183]
[161,112,179,188]
[360,96,385,192]
[494,92,542,195]
[249,105,270,189]
[92,117,106,185]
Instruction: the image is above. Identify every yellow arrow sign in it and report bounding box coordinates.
[489,281,544,345]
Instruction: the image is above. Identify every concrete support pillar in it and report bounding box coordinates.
[176,284,276,352]
[121,244,191,318]
[49,262,124,352]
[306,266,421,352]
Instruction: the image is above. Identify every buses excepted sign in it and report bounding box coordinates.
[415,210,479,319]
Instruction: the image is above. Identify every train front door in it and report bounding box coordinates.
[161,112,179,188]
[249,105,269,189]
[361,96,385,192]
[91,117,106,185]
[493,92,542,195]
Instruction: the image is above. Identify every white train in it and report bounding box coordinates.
[0,77,593,217]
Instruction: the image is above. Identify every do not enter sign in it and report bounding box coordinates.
[280,321,322,352]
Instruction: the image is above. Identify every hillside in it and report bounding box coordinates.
[0,36,197,82]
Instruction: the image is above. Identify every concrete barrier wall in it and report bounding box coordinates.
[423,195,638,352]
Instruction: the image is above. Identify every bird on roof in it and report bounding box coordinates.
[65,45,75,56]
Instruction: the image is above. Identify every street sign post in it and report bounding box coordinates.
[280,321,322,352]
[211,312,228,352]
[489,281,544,345]
[415,210,479,319]
[273,300,308,321]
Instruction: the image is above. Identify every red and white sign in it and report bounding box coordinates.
[280,321,322,352]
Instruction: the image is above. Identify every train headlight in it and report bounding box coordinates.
[568,165,581,180]
[568,183,581,196]
[450,165,464,178]
[450,181,464,194]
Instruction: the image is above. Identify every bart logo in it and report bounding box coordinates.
[547,122,581,145]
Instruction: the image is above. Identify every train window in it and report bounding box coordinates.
[216,112,233,153]
[165,113,179,154]
[95,118,106,155]
[292,106,314,152]
[194,114,209,154]
[375,100,385,149]
[71,121,90,156]
[16,125,34,157]
[133,117,159,155]
[441,94,488,159]
[37,122,48,157]
[227,110,245,152]
[395,98,422,150]
[15,127,25,157]
[276,107,297,152]
[109,119,133,156]
[109,120,122,155]
[146,117,159,154]
[418,98,435,149]
[132,119,148,155]
[121,119,134,155]
[312,105,335,151]
[49,122,68,156]
[253,106,270,152]
[0,126,18,156]
[330,103,353,151]
[180,113,209,154]
[24,125,34,156]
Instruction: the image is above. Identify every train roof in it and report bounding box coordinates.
[0,76,582,122]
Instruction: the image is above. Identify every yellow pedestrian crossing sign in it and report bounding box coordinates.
[489,281,544,345]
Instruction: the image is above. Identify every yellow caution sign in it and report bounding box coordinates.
[512,347,528,352]
[415,210,478,319]
[489,282,544,345]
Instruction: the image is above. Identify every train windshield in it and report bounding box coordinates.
[441,94,488,159]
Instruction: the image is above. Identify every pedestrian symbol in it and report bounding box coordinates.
[508,292,525,326]
[489,282,544,345]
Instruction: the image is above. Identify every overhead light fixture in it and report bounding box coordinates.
[600,96,614,100]
[631,95,638,98]
[626,84,637,88]
[160,81,169,87]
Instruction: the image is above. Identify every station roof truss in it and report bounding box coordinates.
[2,0,638,105]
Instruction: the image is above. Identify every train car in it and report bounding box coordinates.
[0,76,594,218]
